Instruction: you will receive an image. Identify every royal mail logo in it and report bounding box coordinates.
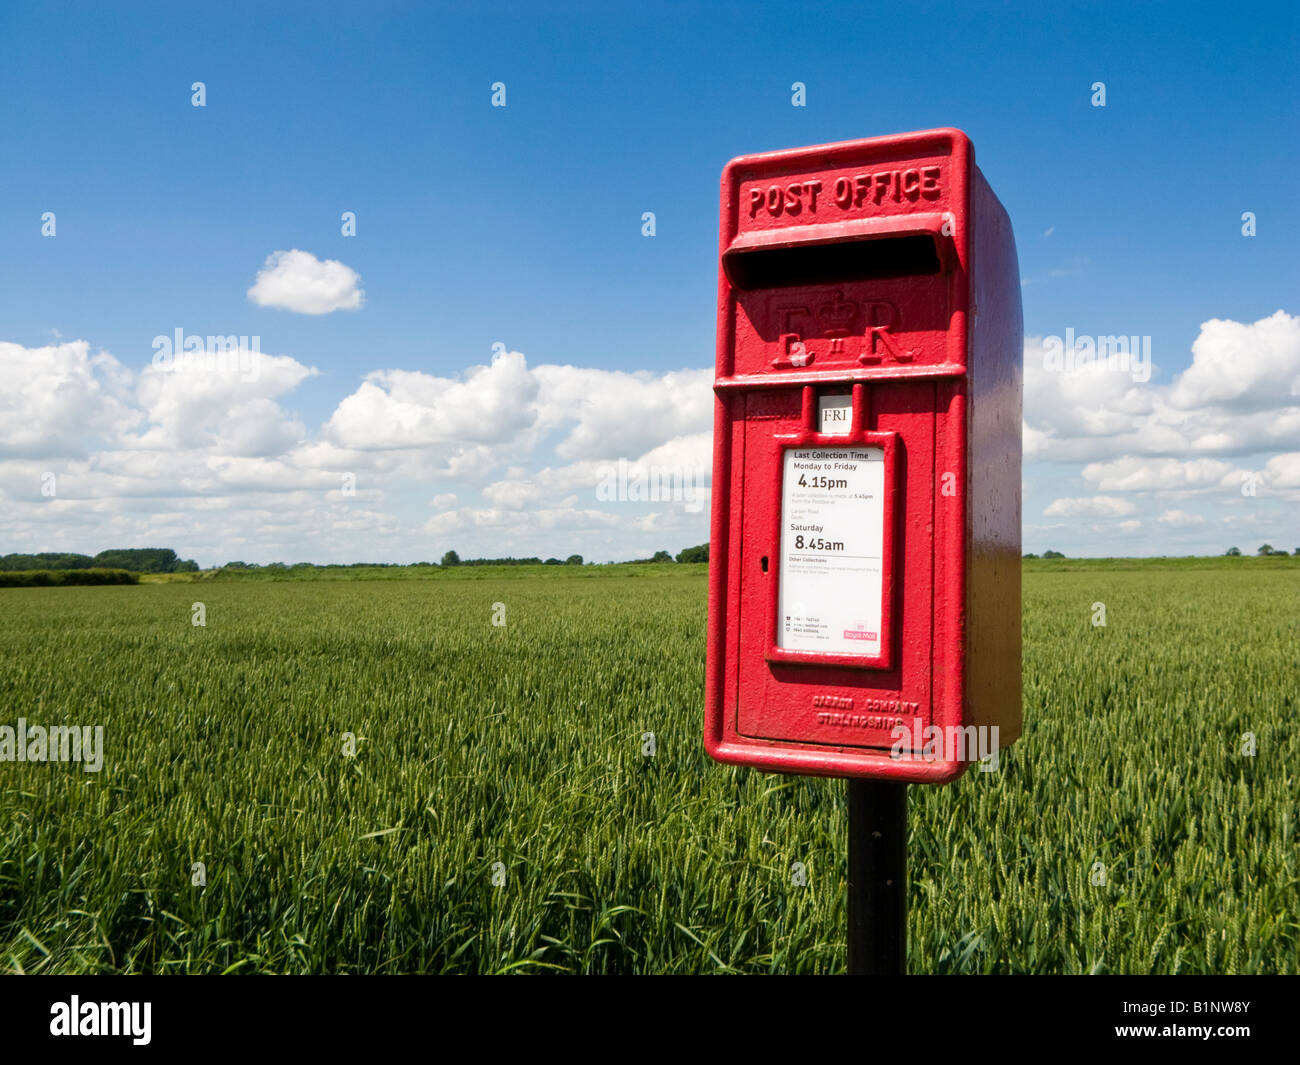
[843,629,877,641]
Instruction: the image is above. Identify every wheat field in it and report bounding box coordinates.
[1,560,1296,973]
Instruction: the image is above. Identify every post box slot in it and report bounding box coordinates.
[724,235,941,290]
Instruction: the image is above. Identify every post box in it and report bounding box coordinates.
[704,128,1022,783]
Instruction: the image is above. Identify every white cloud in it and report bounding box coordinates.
[247,249,365,314]
[324,352,713,466]
[0,340,138,457]
[531,365,714,460]
[1079,457,1241,493]
[7,307,1297,564]
[1158,509,1205,527]
[477,431,712,516]
[324,351,538,450]
[1043,495,1136,517]
[1169,310,1300,411]
[1024,311,1300,465]
[1263,452,1300,489]
[0,338,715,564]
[129,349,316,455]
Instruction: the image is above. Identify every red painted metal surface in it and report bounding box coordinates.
[704,128,1022,783]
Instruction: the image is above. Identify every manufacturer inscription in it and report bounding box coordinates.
[817,712,906,730]
[815,696,922,731]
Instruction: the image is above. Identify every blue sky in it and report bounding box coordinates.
[1,1,1298,563]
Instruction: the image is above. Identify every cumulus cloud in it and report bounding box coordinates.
[1024,311,1300,464]
[0,340,138,457]
[1021,311,1300,553]
[0,337,715,564]
[1169,310,1300,411]
[323,351,714,467]
[129,349,316,455]
[530,365,714,460]
[247,250,365,314]
[1079,457,1241,493]
[1158,509,1205,527]
[324,351,539,450]
[477,431,712,514]
[7,306,1296,564]
[1262,451,1300,489]
[1043,496,1136,517]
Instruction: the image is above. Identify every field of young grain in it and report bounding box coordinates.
[1,562,1296,973]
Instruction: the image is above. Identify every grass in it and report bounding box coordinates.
[1021,554,1300,572]
[0,564,1296,973]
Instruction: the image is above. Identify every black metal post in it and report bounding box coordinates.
[847,779,907,974]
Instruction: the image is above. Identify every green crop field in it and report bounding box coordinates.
[1,560,1297,974]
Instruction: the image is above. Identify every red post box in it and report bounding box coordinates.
[704,128,1022,784]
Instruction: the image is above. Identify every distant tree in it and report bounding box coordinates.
[93,548,181,573]
[0,552,93,571]
[544,557,563,565]
[675,543,709,564]
[1258,543,1275,556]
[223,561,250,570]
[2,548,200,573]
[1225,546,1241,556]
[1022,553,1039,559]
[1294,548,1300,556]
[441,550,461,567]
[565,554,583,566]
[651,550,673,563]
[1042,549,1065,559]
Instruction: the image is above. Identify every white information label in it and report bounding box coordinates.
[778,447,885,655]
[817,393,853,435]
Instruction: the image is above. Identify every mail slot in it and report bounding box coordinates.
[703,128,1022,783]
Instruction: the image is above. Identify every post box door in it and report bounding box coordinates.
[734,378,936,750]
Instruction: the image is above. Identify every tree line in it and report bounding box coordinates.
[1225,545,1298,556]
[439,544,709,566]
[0,549,199,573]
[3,543,714,575]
